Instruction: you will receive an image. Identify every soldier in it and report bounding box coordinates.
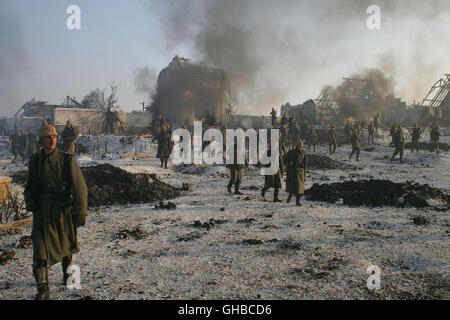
[349,127,362,161]
[430,122,440,154]
[391,124,405,163]
[344,120,351,144]
[24,120,88,300]
[389,123,397,146]
[280,114,288,127]
[9,128,19,163]
[308,125,318,152]
[261,142,284,202]
[226,137,246,195]
[328,124,337,155]
[279,123,289,156]
[374,113,381,132]
[18,129,29,161]
[288,117,300,149]
[270,108,277,126]
[368,120,374,144]
[60,120,78,154]
[410,123,421,153]
[153,124,172,168]
[285,140,307,206]
[27,129,39,157]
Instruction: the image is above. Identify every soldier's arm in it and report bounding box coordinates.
[24,155,39,212]
[68,156,88,216]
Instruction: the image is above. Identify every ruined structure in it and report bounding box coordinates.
[420,74,450,126]
[281,100,317,124]
[149,56,229,126]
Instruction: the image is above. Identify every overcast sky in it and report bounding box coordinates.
[1,0,450,116]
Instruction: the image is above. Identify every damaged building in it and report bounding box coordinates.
[149,55,229,127]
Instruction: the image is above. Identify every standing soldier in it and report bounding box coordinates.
[24,120,88,300]
[9,128,20,163]
[280,114,288,127]
[430,122,440,154]
[27,129,39,157]
[226,137,246,195]
[288,117,300,149]
[285,140,307,206]
[308,125,318,152]
[60,120,78,154]
[391,124,405,163]
[328,124,337,155]
[153,124,172,168]
[261,142,284,203]
[389,123,397,146]
[18,129,29,161]
[279,123,289,156]
[410,123,421,153]
[368,120,375,144]
[344,120,351,144]
[349,127,362,162]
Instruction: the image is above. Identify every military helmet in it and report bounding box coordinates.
[38,120,58,139]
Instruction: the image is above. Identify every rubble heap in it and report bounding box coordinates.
[305,179,450,210]
[11,164,180,207]
[306,154,356,170]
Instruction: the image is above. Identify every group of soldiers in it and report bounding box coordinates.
[9,120,79,163]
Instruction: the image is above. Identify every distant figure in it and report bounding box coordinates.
[280,114,288,127]
[226,137,247,195]
[374,113,381,132]
[308,126,318,152]
[270,108,277,126]
[60,120,78,154]
[391,124,405,163]
[261,143,283,203]
[430,122,440,154]
[285,140,307,206]
[27,129,39,157]
[349,128,362,162]
[410,123,421,153]
[368,120,374,144]
[288,117,300,149]
[153,124,172,168]
[328,124,337,155]
[9,128,19,163]
[18,129,29,161]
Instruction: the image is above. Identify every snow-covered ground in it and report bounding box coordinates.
[0,130,449,300]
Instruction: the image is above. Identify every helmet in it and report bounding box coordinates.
[38,120,58,139]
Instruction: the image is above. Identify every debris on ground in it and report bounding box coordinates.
[154,201,177,210]
[412,216,430,226]
[191,219,228,230]
[17,235,32,248]
[181,183,190,191]
[405,141,450,152]
[242,239,265,245]
[177,231,203,242]
[116,227,147,240]
[11,164,180,207]
[0,249,16,265]
[305,179,450,210]
[307,154,356,170]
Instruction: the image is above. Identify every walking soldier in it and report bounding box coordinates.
[285,140,307,206]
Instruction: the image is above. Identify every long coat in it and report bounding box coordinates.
[285,149,307,195]
[155,130,172,159]
[264,155,284,189]
[24,149,88,266]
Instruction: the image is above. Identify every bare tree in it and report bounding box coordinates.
[82,83,120,111]
[226,87,239,115]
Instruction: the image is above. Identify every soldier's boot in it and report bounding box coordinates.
[234,183,243,195]
[164,159,168,169]
[261,187,268,198]
[287,193,292,203]
[296,195,302,206]
[34,267,50,300]
[62,255,73,286]
[273,189,282,203]
[227,182,233,194]
[160,159,164,168]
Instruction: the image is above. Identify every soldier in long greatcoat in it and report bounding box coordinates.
[285,140,307,206]
[153,125,172,168]
[24,120,88,300]
[261,141,284,202]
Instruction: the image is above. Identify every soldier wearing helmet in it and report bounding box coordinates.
[24,120,88,300]
[60,119,79,154]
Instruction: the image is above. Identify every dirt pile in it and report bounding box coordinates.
[11,164,180,207]
[307,154,356,170]
[83,164,180,207]
[305,179,450,210]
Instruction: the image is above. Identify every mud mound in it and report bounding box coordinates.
[83,164,180,207]
[305,179,450,210]
[10,164,180,207]
[307,154,356,170]
[405,142,450,152]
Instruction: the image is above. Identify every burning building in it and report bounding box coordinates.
[149,55,229,126]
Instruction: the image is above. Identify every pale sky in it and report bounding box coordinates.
[1,0,450,116]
